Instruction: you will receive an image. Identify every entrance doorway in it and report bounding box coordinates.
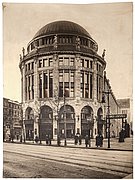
[81,106,94,138]
[39,105,53,140]
[59,105,75,138]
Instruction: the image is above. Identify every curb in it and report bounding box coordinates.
[3,141,133,152]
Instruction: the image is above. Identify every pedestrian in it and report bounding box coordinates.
[9,134,11,142]
[79,135,82,145]
[16,134,19,141]
[99,134,103,147]
[49,135,51,145]
[20,135,22,143]
[119,129,125,142]
[46,135,49,145]
[85,135,89,148]
[35,136,39,143]
[57,135,61,146]
[96,134,100,147]
[74,135,78,145]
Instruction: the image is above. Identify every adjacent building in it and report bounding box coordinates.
[19,20,125,141]
[3,98,22,141]
[117,98,132,137]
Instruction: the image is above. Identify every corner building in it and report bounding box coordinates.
[19,20,114,141]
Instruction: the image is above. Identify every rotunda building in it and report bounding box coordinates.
[19,20,107,141]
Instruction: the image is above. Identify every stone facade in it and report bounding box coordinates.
[19,21,121,141]
[3,98,22,141]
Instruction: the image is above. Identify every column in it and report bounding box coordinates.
[42,71,44,98]
[75,54,81,134]
[22,63,25,103]
[75,54,81,100]
[21,63,26,142]
[93,58,97,102]
[34,57,39,139]
[53,54,59,140]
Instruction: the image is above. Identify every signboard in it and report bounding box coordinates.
[106,114,127,119]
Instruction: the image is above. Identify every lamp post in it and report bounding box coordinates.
[102,90,111,148]
[55,114,60,146]
[64,92,67,146]
[87,113,93,147]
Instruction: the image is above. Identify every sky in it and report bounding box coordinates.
[3,1,133,102]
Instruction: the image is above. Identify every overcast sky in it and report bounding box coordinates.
[3,2,133,102]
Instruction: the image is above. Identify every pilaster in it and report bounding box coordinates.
[93,58,97,103]
[75,54,81,103]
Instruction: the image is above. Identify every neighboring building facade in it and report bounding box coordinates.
[103,74,121,138]
[117,98,132,136]
[19,20,122,141]
[3,98,22,141]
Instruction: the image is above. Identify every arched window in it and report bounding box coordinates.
[40,105,53,120]
[81,106,94,138]
[97,108,103,135]
[25,107,34,120]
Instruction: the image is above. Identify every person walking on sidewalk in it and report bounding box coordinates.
[79,135,82,145]
[46,134,49,145]
[85,135,89,147]
[74,134,78,145]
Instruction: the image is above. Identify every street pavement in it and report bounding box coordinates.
[3,142,133,178]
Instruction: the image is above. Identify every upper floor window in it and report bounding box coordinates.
[85,59,89,68]
[43,59,48,67]
[59,57,63,66]
[28,63,30,71]
[25,62,34,72]
[81,59,84,67]
[90,61,93,69]
[122,110,127,114]
[70,58,74,66]
[49,58,53,66]
[39,60,42,68]
[64,57,69,66]
[31,62,34,70]
[59,56,74,66]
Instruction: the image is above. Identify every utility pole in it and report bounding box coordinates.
[106,91,110,148]
[102,90,111,148]
[64,92,67,146]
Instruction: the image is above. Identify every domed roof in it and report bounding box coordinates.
[33,20,91,39]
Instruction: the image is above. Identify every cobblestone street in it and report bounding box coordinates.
[3,139,133,178]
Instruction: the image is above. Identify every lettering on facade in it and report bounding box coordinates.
[106,114,127,119]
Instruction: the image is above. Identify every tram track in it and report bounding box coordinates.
[4,150,131,177]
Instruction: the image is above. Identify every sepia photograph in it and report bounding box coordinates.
[3,1,133,179]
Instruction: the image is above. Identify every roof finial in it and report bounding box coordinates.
[76,36,80,51]
[22,47,25,58]
[53,34,58,49]
[102,49,106,58]
[19,54,22,61]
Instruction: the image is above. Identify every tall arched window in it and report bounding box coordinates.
[39,105,53,140]
[81,106,93,138]
[59,105,75,138]
[25,107,34,140]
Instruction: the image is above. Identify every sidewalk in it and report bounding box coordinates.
[11,137,133,151]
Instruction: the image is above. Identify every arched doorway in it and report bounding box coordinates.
[25,107,34,140]
[97,108,103,135]
[59,105,75,138]
[39,105,53,140]
[81,106,94,138]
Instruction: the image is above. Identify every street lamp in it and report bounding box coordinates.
[55,114,60,146]
[87,113,94,147]
[101,90,111,148]
[64,92,67,146]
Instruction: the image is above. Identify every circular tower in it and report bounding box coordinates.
[19,20,106,141]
